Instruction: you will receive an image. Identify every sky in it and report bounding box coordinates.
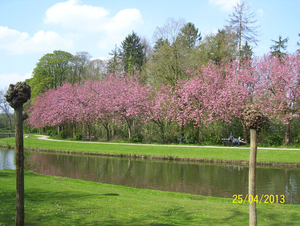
[0,0,299,90]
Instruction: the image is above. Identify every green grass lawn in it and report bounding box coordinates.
[1,135,300,163]
[0,170,299,225]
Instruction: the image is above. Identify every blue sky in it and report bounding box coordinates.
[0,0,299,90]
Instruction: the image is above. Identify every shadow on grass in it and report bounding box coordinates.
[1,187,245,226]
[101,193,119,196]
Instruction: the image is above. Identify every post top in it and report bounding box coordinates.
[4,82,31,109]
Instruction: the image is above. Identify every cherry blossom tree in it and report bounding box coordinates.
[176,57,262,143]
[146,85,172,142]
[28,82,91,134]
[256,53,300,145]
[111,76,149,140]
[223,57,262,142]
[86,77,120,141]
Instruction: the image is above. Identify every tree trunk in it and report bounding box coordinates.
[9,117,13,132]
[128,127,131,141]
[72,123,76,139]
[57,125,60,135]
[87,124,90,136]
[241,120,248,143]
[160,122,165,143]
[249,129,257,226]
[284,122,290,145]
[105,124,110,141]
[15,106,25,226]
[126,119,132,141]
[181,123,184,137]
[195,126,200,143]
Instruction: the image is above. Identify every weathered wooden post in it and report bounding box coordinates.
[5,82,31,226]
[244,103,264,226]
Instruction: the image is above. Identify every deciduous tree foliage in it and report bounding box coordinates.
[146,85,172,142]
[28,50,73,99]
[28,75,149,141]
[256,53,300,145]
[199,27,238,64]
[0,89,13,131]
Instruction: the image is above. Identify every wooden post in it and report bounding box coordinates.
[15,105,25,226]
[249,128,257,226]
[244,103,264,226]
[5,82,31,226]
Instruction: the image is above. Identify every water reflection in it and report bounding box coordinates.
[1,149,299,204]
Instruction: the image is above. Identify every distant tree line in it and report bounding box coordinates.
[27,54,300,146]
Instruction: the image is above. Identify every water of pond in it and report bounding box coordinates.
[1,148,299,204]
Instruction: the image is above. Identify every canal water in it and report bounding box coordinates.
[0,148,299,204]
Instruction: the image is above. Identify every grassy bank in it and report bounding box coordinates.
[0,135,300,164]
[0,170,299,225]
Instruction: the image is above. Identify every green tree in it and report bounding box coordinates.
[0,89,13,132]
[240,41,253,61]
[177,22,202,49]
[199,27,238,64]
[149,38,181,86]
[69,52,91,83]
[28,50,73,98]
[86,59,107,80]
[270,35,289,58]
[227,1,260,59]
[107,45,122,75]
[149,19,201,86]
[119,32,145,75]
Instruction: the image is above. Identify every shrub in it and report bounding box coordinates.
[47,130,57,136]
[265,134,283,146]
[131,133,143,143]
[58,130,69,139]
[186,134,197,144]
[75,133,83,140]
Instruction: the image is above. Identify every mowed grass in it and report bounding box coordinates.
[1,135,300,163]
[0,170,299,225]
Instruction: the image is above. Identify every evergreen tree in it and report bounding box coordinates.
[119,32,145,75]
[270,35,289,58]
[177,22,202,49]
[240,41,253,61]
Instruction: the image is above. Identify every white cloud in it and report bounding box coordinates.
[44,0,110,32]
[0,26,74,55]
[0,72,32,90]
[44,0,143,50]
[44,0,143,33]
[209,0,240,11]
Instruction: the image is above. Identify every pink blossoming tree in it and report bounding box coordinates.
[256,53,300,144]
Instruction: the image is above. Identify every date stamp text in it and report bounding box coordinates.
[232,194,285,204]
